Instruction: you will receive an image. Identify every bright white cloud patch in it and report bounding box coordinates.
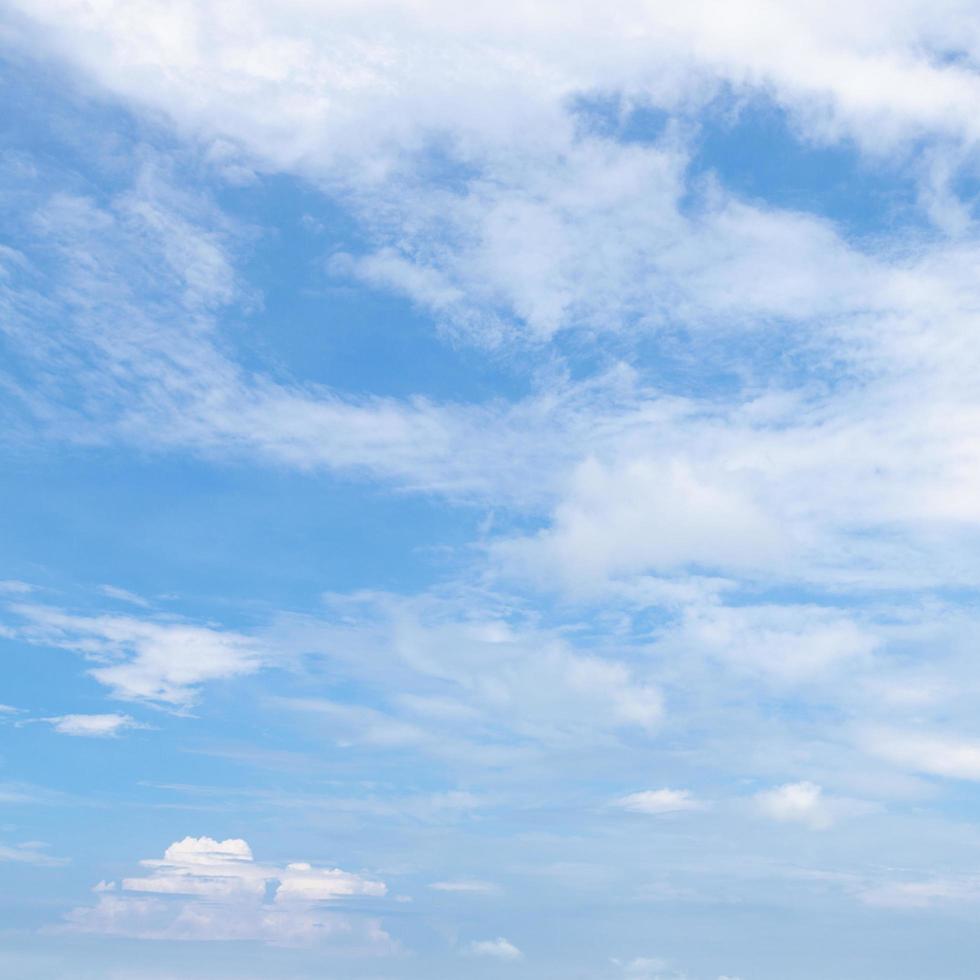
[752,782,871,830]
[466,937,523,960]
[864,729,980,781]
[43,714,141,737]
[62,836,389,947]
[8,605,265,706]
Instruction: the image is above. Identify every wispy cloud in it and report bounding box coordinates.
[8,604,266,707]
[42,713,144,738]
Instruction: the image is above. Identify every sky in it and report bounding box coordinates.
[5,2,980,978]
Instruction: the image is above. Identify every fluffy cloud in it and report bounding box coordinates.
[61,836,389,947]
[9,1,980,176]
[6,49,980,605]
[466,937,522,960]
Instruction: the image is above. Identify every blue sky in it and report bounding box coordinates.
[5,2,980,978]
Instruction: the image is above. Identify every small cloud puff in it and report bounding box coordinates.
[752,781,871,830]
[466,937,523,960]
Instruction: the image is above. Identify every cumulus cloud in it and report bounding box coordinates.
[466,937,522,960]
[61,836,389,947]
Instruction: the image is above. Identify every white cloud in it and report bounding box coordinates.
[98,585,150,607]
[860,876,980,909]
[7,91,980,606]
[275,594,663,753]
[498,455,787,583]
[864,729,980,781]
[614,789,706,815]
[43,714,142,737]
[62,836,389,947]
[8,605,265,707]
[466,937,523,960]
[752,781,870,830]
[122,836,385,903]
[0,840,68,866]
[670,604,879,684]
[11,1,980,179]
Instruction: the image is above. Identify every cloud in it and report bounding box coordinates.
[11,1,980,178]
[274,593,663,754]
[860,876,980,909]
[863,729,980,781]
[668,604,879,684]
[752,781,870,830]
[6,81,980,609]
[43,714,142,737]
[498,455,787,583]
[614,789,706,815]
[466,937,523,960]
[0,840,68,866]
[61,836,390,947]
[98,585,151,608]
[7,605,265,707]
